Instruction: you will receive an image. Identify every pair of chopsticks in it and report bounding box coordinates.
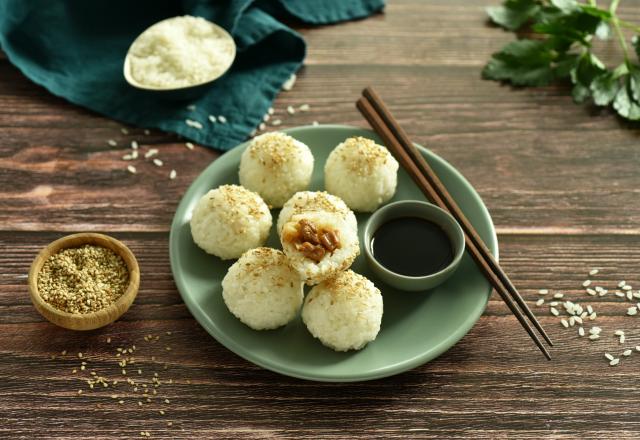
[357,87,553,360]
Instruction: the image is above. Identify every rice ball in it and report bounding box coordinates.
[324,136,399,212]
[222,247,304,330]
[190,184,272,260]
[239,132,314,208]
[278,192,359,285]
[302,270,383,351]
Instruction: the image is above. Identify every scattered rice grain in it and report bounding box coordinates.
[127,165,137,174]
[536,298,545,306]
[583,280,591,287]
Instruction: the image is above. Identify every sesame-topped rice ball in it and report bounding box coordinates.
[278,191,359,285]
[222,247,304,330]
[302,270,383,351]
[239,132,314,208]
[190,184,272,260]
[276,191,357,235]
[324,136,399,212]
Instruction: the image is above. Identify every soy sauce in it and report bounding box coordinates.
[371,217,453,277]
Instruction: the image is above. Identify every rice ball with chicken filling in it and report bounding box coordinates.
[239,132,314,208]
[190,184,272,260]
[278,192,359,285]
[324,136,399,212]
[302,270,383,351]
[222,248,304,330]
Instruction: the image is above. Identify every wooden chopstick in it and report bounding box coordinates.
[361,87,553,349]
[356,95,552,360]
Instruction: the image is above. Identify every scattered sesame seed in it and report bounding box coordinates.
[554,293,564,299]
[623,285,632,291]
[578,327,585,336]
[119,400,124,404]
[590,312,597,320]
[268,107,274,115]
[605,353,614,361]
[550,307,560,316]
[122,154,134,161]
[107,140,117,147]
[282,73,296,91]
[218,115,227,124]
[616,291,625,297]
[107,337,111,344]
[272,119,282,126]
[167,422,173,427]
[536,298,545,306]
[131,141,139,150]
[574,316,583,324]
[587,305,594,314]
[122,369,126,375]
[208,115,217,123]
[187,104,196,111]
[138,401,143,406]
[589,269,599,276]
[144,129,150,135]
[259,122,266,131]
[610,358,620,366]
[539,289,549,295]
[299,104,310,112]
[127,165,137,174]
[164,399,170,404]
[80,365,86,371]
[620,335,626,344]
[185,142,194,150]
[78,389,82,394]
[599,290,608,296]
[582,280,591,287]
[615,330,625,336]
[144,149,158,158]
[263,113,270,122]
[590,326,602,335]
[166,331,172,335]
[61,350,67,355]
[569,316,576,326]
[595,286,604,292]
[561,319,569,328]
[627,307,638,316]
[550,301,559,306]
[619,281,627,288]
[169,170,177,180]
[586,288,596,296]
[628,291,634,300]
[138,369,142,375]
[121,128,129,135]
[312,121,319,126]
[589,334,600,340]
[286,105,295,115]
[78,353,83,358]
[153,158,163,167]
[72,369,77,373]
[623,349,632,356]
[165,346,171,351]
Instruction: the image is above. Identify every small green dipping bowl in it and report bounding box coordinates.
[363,200,465,292]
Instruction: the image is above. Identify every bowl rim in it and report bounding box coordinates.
[27,232,140,328]
[363,200,466,281]
[123,16,237,92]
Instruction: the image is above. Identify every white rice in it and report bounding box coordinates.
[190,184,272,260]
[239,132,314,208]
[222,247,303,330]
[324,136,399,212]
[302,270,383,352]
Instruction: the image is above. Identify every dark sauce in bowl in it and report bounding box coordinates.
[371,217,454,277]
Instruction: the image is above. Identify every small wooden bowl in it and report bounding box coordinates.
[28,233,140,331]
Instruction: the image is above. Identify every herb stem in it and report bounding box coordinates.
[609,0,630,63]
[617,19,640,33]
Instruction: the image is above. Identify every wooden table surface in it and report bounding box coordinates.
[3,1,640,438]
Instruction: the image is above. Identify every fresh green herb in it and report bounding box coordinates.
[483,0,640,120]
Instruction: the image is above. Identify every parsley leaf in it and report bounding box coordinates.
[613,80,640,120]
[482,39,555,86]
[590,72,619,106]
[487,0,541,31]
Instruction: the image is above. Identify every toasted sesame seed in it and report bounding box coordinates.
[268,107,274,115]
[550,307,560,316]
[628,291,634,300]
[164,399,170,404]
[167,422,172,427]
[624,285,633,291]
[589,334,600,340]
[111,394,118,399]
[138,369,142,375]
[586,288,596,296]
[165,346,171,351]
[554,293,564,299]
[144,148,158,159]
[550,301,559,306]
[616,291,625,297]
[185,142,194,150]
[536,298,545,306]
[218,115,227,124]
[77,389,82,394]
[620,335,626,344]
[587,305,594,314]
[208,115,217,123]
[107,337,111,344]
[636,346,640,352]
[286,105,295,115]
[619,281,627,287]
[169,170,177,180]
[595,286,604,292]
[122,154,134,161]
[121,128,129,135]
[624,349,632,356]
[590,326,602,334]
[539,289,549,295]
[138,401,143,406]
[590,312,597,320]
[569,316,575,326]
[127,165,137,174]
[282,73,296,91]
[628,307,638,316]
[78,353,83,358]
[560,319,569,328]
[299,104,310,112]
[72,369,77,373]
[80,365,86,371]
[610,358,620,366]
[131,141,139,150]
[615,330,625,336]
[107,139,117,147]
[574,316,583,324]
[634,292,640,299]
[122,369,126,375]
[605,353,614,360]
[272,119,282,126]
[599,290,607,296]
[263,113,270,122]
[583,280,592,287]
[61,350,67,355]
[589,269,599,276]
[312,121,319,126]
[119,400,124,404]
[578,327,585,336]
[259,122,266,131]
[153,158,163,167]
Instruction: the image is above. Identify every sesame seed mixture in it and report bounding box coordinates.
[38,245,129,314]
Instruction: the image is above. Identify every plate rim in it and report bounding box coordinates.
[169,124,498,382]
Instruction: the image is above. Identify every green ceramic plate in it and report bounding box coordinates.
[169,125,497,382]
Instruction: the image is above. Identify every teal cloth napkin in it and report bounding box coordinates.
[0,0,384,150]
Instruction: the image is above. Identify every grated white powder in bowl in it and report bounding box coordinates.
[128,16,235,89]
